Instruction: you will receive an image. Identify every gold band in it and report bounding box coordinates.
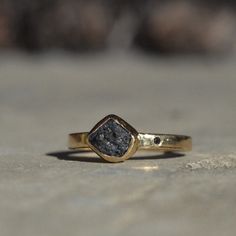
[68,114,192,163]
[68,132,192,152]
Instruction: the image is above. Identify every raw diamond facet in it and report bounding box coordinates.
[88,119,132,157]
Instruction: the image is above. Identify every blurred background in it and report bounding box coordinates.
[0,1,236,236]
[0,0,236,54]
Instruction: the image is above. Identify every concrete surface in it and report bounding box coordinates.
[0,52,235,236]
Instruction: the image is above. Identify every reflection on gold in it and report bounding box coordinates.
[133,165,159,172]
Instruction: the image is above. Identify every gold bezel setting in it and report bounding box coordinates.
[87,114,139,163]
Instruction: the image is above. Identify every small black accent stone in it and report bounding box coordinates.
[154,137,161,145]
[88,119,132,157]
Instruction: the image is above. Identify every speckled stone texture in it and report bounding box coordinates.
[89,119,132,157]
[0,53,235,236]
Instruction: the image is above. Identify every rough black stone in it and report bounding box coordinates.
[88,119,132,157]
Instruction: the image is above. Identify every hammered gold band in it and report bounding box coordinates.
[68,132,192,152]
[68,114,192,163]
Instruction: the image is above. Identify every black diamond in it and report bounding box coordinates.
[154,137,161,145]
[88,119,132,157]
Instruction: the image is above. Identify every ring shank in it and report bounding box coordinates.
[68,132,192,152]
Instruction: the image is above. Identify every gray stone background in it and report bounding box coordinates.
[0,52,235,236]
[0,1,236,235]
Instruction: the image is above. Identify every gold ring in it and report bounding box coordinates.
[68,114,192,163]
